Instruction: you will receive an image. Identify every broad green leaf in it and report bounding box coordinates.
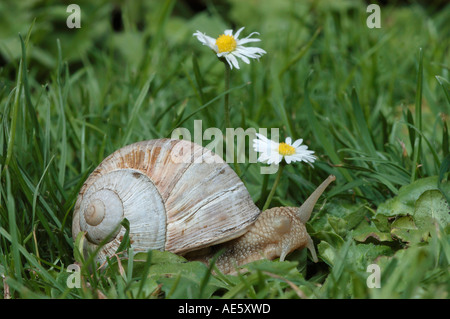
[114,250,226,299]
[390,216,429,244]
[313,231,345,249]
[346,243,393,272]
[134,250,187,264]
[244,259,300,276]
[126,277,160,299]
[414,189,450,229]
[310,202,367,232]
[327,216,348,237]
[353,219,392,243]
[151,261,225,299]
[318,241,336,266]
[371,214,393,233]
[376,176,449,217]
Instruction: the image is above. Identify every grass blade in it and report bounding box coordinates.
[303,72,359,191]
[122,77,153,145]
[350,88,377,157]
[411,48,424,181]
[278,28,321,78]
[5,168,22,285]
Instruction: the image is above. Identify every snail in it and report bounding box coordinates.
[72,138,335,274]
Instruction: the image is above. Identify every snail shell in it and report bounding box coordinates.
[72,138,260,262]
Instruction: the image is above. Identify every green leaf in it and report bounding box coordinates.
[311,202,367,232]
[375,177,449,244]
[414,189,450,229]
[151,261,225,299]
[118,251,226,299]
[353,219,392,243]
[313,231,345,249]
[346,243,393,272]
[244,259,299,276]
[318,241,336,266]
[376,176,449,217]
[390,216,428,244]
[371,213,393,233]
[327,216,348,237]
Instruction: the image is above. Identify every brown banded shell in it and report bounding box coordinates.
[72,138,261,262]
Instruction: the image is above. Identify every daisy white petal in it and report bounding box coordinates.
[236,46,266,59]
[238,32,261,43]
[242,31,260,39]
[254,133,271,145]
[237,38,262,45]
[267,153,283,165]
[233,27,245,39]
[232,51,251,64]
[193,31,217,50]
[258,154,270,163]
[227,53,240,69]
[291,138,303,148]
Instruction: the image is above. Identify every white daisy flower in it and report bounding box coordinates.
[253,133,316,165]
[193,27,266,69]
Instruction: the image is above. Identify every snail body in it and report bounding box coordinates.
[72,138,335,274]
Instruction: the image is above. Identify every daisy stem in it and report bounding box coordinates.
[224,63,231,130]
[262,164,285,211]
[223,63,243,178]
[257,173,270,207]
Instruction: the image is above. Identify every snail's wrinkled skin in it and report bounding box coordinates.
[189,176,335,274]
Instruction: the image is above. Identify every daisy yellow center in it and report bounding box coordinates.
[278,143,296,156]
[215,34,237,53]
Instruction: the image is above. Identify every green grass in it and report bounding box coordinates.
[0,0,449,299]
